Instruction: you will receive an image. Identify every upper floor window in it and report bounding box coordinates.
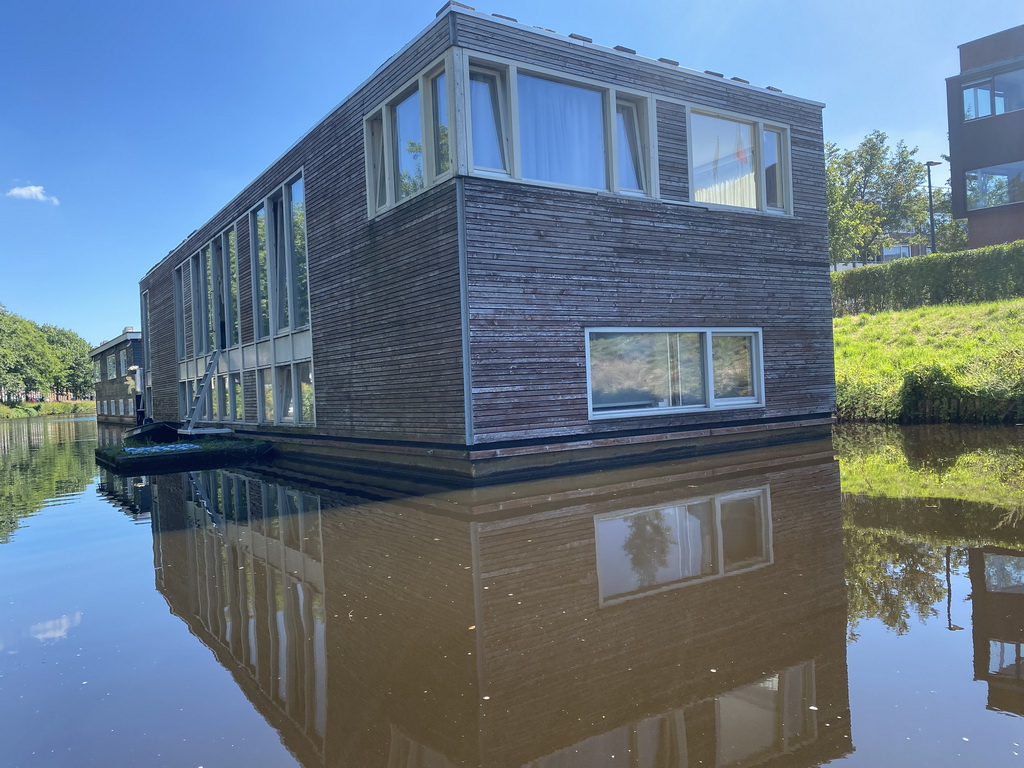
[119,350,128,376]
[690,111,789,213]
[963,68,1024,120]
[366,63,452,214]
[106,354,117,380]
[966,161,1024,210]
[467,60,651,197]
[250,173,310,338]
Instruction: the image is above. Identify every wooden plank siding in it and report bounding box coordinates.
[139,6,832,475]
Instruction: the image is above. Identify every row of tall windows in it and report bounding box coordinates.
[174,226,240,360]
[366,56,791,215]
[251,174,310,340]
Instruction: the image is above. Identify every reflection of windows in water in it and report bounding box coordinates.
[989,641,1023,680]
[984,554,1024,594]
[595,487,771,605]
[518,662,815,768]
[717,662,817,765]
[179,470,328,750]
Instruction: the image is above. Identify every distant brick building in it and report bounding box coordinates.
[89,328,142,424]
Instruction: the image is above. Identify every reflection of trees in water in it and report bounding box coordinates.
[844,526,950,640]
[623,510,675,587]
[0,418,96,543]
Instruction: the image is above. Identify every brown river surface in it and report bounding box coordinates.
[1,416,1022,767]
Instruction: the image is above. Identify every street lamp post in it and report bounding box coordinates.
[926,160,941,253]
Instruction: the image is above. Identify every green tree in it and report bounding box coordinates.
[0,309,58,402]
[827,131,928,267]
[42,325,93,399]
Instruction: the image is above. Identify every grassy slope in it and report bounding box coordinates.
[833,297,1024,421]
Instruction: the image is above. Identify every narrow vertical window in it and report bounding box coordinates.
[229,372,242,421]
[287,177,310,329]
[432,72,451,176]
[469,69,509,172]
[296,361,313,424]
[252,206,270,339]
[258,368,274,422]
[224,228,240,347]
[616,101,645,193]
[141,290,152,371]
[763,129,785,210]
[277,364,295,422]
[711,334,756,401]
[369,114,387,209]
[271,193,290,332]
[203,245,215,352]
[393,88,424,200]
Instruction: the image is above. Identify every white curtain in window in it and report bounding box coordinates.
[518,74,605,189]
[692,113,757,209]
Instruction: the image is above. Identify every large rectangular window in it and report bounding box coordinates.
[963,67,1024,120]
[966,161,1024,210]
[690,111,789,212]
[586,328,763,418]
[467,60,651,196]
[251,205,270,339]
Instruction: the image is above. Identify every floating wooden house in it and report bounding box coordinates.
[89,327,143,425]
[138,3,834,480]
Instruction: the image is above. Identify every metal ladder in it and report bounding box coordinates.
[178,349,223,435]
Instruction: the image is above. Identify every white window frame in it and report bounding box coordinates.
[365,54,455,216]
[686,107,792,215]
[585,327,765,419]
[106,354,117,380]
[462,53,657,198]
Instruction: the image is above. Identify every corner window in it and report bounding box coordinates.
[469,67,509,173]
[963,68,1024,120]
[690,111,789,212]
[366,62,453,214]
[966,161,1024,210]
[586,328,763,418]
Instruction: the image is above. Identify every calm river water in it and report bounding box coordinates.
[1,416,1023,767]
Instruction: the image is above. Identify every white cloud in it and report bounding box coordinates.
[6,185,59,205]
[31,611,82,641]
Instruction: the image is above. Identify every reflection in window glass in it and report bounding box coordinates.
[229,372,242,421]
[432,72,450,176]
[470,70,508,171]
[226,229,240,347]
[966,161,1024,210]
[712,335,754,400]
[616,102,644,192]
[692,113,756,208]
[763,129,784,210]
[288,177,310,329]
[518,74,606,190]
[259,368,274,423]
[277,365,295,422]
[271,194,290,332]
[369,115,387,209]
[963,80,994,119]
[393,89,424,200]
[589,331,705,413]
[252,206,270,339]
[984,554,1024,593]
[995,69,1024,114]
[296,361,314,424]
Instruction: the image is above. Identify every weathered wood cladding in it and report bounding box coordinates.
[462,178,832,443]
[139,6,832,470]
[140,13,467,442]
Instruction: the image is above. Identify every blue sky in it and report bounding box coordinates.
[2,0,1020,347]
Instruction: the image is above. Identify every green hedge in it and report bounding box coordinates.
[0,401,96,419]
[832,240,1024,316]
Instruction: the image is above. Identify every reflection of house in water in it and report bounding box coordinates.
[150,441,851,767]
[970,547,1024,717]
[97,469,152,522]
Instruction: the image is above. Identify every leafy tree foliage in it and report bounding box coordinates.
[826,131,928,266]
[0,304,93,403]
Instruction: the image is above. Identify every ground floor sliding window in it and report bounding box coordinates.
[586,328,763,418]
